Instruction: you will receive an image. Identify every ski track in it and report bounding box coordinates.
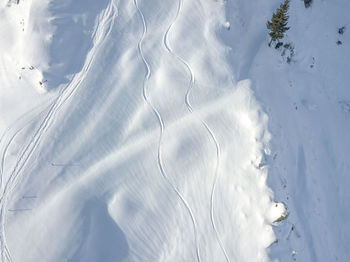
[0,100,54,193]
[0,2,118,261]
[0,128,25,195]
[163,0,230,261]
[133,0,201,261]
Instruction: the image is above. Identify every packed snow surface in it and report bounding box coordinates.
[0,0,349,261]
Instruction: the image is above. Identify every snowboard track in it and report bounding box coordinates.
[133,0,201,261]
[0,1,118,261]
[163,0,231,261]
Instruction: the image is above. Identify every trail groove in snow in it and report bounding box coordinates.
[0,2,118,261]
[163,0,230,261]
[134,0,201,261]
[0,99,54,189]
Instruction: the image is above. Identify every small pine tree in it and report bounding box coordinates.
[267,0,290,47]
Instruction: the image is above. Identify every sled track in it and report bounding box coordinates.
[133,1,201,261]
[0,2,118,261]
[163,0,231,261]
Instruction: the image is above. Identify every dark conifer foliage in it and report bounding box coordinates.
[267,0,290,47]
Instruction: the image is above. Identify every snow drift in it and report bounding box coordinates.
[1,0,349,261]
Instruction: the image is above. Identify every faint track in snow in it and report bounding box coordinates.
[163,0,230,261]
[0,100,53,193]
[0,2,118,261]
[1,129,25,193]
[133,1,200,261]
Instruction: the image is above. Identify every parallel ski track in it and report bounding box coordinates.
[133,1,201,261]
[0,2,118,261]
[0,100,53,192]
[163,0,230,261]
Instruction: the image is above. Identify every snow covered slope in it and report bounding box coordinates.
[220,0,350,261]
[0,0,349,261]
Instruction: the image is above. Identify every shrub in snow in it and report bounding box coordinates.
[281,42,294,64]
[304,0,312,8]
[267,0,290,47]
[338,26,346,35]
[275,42,283,49]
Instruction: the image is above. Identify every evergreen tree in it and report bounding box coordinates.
[267,0,290,47]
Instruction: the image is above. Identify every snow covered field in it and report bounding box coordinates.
[0,0,349,261]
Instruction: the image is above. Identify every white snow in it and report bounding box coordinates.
[0,0,349,261]
[220,0,350,261]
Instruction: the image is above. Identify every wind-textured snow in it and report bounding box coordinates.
[1,0,349,261]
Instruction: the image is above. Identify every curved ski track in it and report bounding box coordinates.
[133,1,201,261]
[163,0,231,261]
[0,2,118,261]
